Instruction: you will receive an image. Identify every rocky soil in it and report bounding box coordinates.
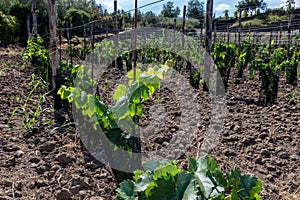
[0,47,299,199]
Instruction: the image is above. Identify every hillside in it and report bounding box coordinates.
[216,8,300,32]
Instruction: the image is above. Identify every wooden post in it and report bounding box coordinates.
[47,0,59,90]
[213,21,217,48]
[26,15,31,38]
[31,0,38,35]
[133,0,137,94]
[235,31,237,44]
[279,23,282,46]
[66,22,70,45]
[83,21,87,59]
[268,32,272,66]
[182,5,186,48]
[174,18,177,48]
[204,0,213,92]
[287,13,292,58]
[133,0,137,81]
[227,26,230,45]
[248,22,252,39]
[66,22,73,66]
[275,29,278,45]
[105,20,108,37]
[114,0,119,68]
[59,31,62,63]
[238,10,242,57]
[132,0,141,170]
[174,18,177,30]
[90,21,94,49]
[200,23,203,47]
[92,21,95,49]
[205,0,213,52]
[114,0,118,34]
[252,31,256,44]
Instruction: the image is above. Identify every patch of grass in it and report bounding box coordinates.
[230,19,264,28]
[243,19,264,27]
[267,14,288,23]
[229,14,289,29]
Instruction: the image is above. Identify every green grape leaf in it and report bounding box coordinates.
[82,95,96,118]
[177,172,194,199]
[140,74,160,86]
[112,96,129,119]
[116,180,137,200]
[135,173,154,192]
[227,169,262,200]
[143,160,167,172]
[145,182,156,198]
[188,156,198,174]
[130,90,141,104]
[74,90,88,108]
[149,177,178,200]
[194,156,226,198]
[182,178,198,200]
[136,103,143,118]
[129,103,136,118]
[153,162,181,180]
[95,96,106,117]
[133,170,144,182]
[140,85,150,101]
[57,85,74,102]
[114,84,127,101]
[127,69,142,80]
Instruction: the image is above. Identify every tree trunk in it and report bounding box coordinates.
[182,5,186,49]
[203,0,213,92]
[31,0,38,35]
[26,15,31,38]
[47,0,59,91]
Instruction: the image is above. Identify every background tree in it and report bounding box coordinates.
[144,11,157,26]
[34,0,49,37]
[287,0,295,13]
[0,0,17,14]
[9,0,48,40]
[66,0,91,13]
[9,2,31,44]
[0,12,17,46]
[64,9,90,36]
[56,0,104,27]
[137,10,143,23]
[236,0,267,16]
[250,0,267,15]
[236,0,250,13]
[118,10,132,30]
[161,2,181,18]
[187,0,204,27]
[242,10,249,18]
[223,10,229,20]
[187,0,204,20]
[233,11,238,19]
[90,0,104,18]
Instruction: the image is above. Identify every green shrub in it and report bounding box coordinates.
[116,156,263,200]
[22,35,51,84]
[64,9,90,37]
[0,11,17,46]
[9,2,31,44]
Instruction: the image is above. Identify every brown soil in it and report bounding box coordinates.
[0,48,299,199]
